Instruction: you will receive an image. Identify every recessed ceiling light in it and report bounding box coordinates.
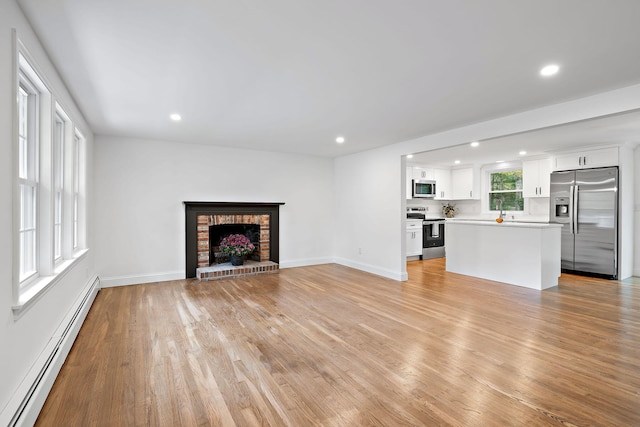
[454,160,461,164]
[519,150,527,156]
[496,160,505,163]
[170,113,182,121]
[336,136,345,144]
[540,64,560,77]
[470,141,480,147]
[407,154,414,159]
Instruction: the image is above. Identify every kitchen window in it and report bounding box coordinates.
[488,169,524,211]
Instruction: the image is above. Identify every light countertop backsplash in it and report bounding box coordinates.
[407,197,550,223]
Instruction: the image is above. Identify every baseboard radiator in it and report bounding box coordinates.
[4,276,100,427]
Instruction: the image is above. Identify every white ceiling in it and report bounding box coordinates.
[17,0,640,157]
[408,109,640,167]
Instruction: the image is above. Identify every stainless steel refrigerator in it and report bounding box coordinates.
[549,167,618,279]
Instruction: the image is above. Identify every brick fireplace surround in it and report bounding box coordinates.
[184,202,284,279]
[197,214,270,267]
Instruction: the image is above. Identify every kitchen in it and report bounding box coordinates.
[404,110,639,284]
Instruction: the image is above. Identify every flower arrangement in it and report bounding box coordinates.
[219,234,255,257]
[442,203,457,218]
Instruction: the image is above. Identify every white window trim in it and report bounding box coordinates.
[53,105,69,264]
[12,33,90,314]
[481,161,527,214]
[72,129,86,252]
[16,52,46,289]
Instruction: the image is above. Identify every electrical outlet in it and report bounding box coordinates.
[358,247,363,255]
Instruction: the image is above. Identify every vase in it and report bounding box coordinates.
[230,255,245,266]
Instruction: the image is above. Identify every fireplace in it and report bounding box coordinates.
[184,202,284,278]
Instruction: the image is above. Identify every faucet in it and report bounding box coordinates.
[496,199,506,219]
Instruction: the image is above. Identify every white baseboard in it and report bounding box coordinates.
[1,276,100,427]
[100,271,184,287]
[334,257,407,281]
[279,257,334,269]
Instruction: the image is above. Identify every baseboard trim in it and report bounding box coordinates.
[100,271,184,287]
[1,276,100,427]
[279,257,334,269]
[334,257,407,281]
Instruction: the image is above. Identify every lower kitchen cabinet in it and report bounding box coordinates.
[406,220,423,257]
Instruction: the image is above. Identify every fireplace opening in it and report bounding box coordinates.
[210,224,261,264]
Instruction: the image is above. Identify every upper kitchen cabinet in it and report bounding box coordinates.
[553,147,618,171]
[451,167,480,200]
[406,166,436,199]
[433,168,451,200]
[522,158,552,197]
[406,167,413,199]
[412,167,434,180]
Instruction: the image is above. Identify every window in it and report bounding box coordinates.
[53,110,66,262]
[18,74,40,284]
[489,169,523,211]
[14,40,89,311]
[73,131,82,250]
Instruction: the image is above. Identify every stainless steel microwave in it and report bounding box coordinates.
[412,179,436,198]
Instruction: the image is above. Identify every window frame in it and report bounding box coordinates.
[17,60,42,287]
[12,35,90,314]
[482,162,527,214]
[53,106,69,264]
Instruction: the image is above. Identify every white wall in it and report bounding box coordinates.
[94,136,334,285]
[334,146,407,280]
[0,0,95,418]
[635,146,640,277]
[334,84,640,281]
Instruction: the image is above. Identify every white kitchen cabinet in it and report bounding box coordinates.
[553,147,618,171]
[406,166,436,199]
[433,168,451,200]
[406,220,423,257]
[412,167,434,180]
[406,167,413,199]
[522,158,552,198]
[451,167,479,200]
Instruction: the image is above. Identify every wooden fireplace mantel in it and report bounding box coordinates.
[184,202,285,278]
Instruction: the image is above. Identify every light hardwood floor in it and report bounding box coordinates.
[36,259,640,426]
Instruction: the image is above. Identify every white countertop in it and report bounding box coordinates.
[449,214,549,223]
[446,218,561,228]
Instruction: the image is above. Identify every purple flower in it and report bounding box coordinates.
[219,234,256,257]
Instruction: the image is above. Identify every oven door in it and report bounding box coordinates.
[423,221,445,247]
[423,221,446,259]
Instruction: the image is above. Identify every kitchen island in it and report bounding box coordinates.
[445,219,562,290]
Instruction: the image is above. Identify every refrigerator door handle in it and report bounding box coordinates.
[569,185,575,234]
[574,185,579,234]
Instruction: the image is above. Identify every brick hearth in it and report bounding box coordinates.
[196,261,279,281]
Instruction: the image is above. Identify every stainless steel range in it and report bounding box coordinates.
[407,207,445,259]
[422,219,445,259]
